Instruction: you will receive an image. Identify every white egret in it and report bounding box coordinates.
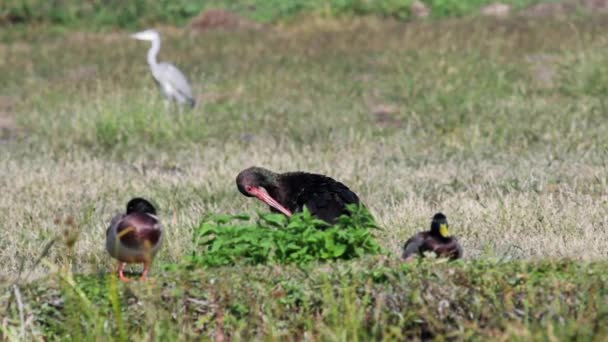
[131,29,195,108]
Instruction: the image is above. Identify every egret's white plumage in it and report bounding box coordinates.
[131,29,195,108]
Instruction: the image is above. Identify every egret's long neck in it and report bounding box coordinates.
[147,37,161,68]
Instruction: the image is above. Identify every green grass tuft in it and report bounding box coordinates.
[4,259,608,339]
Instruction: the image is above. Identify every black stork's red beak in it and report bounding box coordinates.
[246,186,292,217]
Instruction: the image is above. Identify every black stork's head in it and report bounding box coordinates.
[126,197,157,215]
[430,212,450,239]
[236,167,293,217]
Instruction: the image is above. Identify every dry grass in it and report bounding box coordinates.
[1,15,608,279]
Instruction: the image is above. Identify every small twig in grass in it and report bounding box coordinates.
[500,245,524,262]
[186,297,212,310]
[211,291,225,342]
[12,285,25,340]
[23,239,56,283]
[173,208,177,226]
[6,237,57,323]
[14,257,25,286]
[108,275,127,342]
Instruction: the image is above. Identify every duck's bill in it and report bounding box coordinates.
[439,224,450,237]
[249,186,292,217]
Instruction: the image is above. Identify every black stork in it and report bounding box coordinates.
[106,198,163,282]
[401,213,463,261]
[236,166,361,224]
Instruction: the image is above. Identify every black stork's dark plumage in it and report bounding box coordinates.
[106,198,163,282]
[236,166,361,224]
[401,213,462,261]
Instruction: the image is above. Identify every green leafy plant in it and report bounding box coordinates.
[188,205,381,267]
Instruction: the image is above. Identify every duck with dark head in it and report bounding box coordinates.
[236,166,362,224]
[401,213,462,261]
[106,198,163,282]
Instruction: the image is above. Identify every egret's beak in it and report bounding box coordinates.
[130,31,156,41]
[130,32,145,40]
[248,186,292,217]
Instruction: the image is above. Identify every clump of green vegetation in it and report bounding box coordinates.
[188,205,381,267]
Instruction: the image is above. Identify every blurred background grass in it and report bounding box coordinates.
[1,0,558,29]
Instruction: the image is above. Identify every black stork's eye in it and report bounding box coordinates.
[245,185,254,193]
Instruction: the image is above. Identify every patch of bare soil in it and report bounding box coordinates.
[521,0,608,17]
[189,8,262,33]
[65,31,124,45]
[0,96,17,141]
[371,104,403,128]
[480,3,512,18]
[64,65,98,83]
[525,54,559,89]
[410,1,430,19]
[198,85,244,104]
[582,0,608,11]
[0,12,27,26]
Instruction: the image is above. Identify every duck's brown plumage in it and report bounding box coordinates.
[112,214,162,250]
[401,231,462,260]
[402,213,462,261]
[106,198,162,281]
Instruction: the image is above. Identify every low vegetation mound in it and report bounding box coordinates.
[188,205,381,267]
[1,0,562,29]
[5,259,608,339]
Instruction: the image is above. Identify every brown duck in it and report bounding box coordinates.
[402,213,462,261]
[106,198,162,281]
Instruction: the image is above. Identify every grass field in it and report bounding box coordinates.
[0,0,554,28]
[2,12,608,340]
